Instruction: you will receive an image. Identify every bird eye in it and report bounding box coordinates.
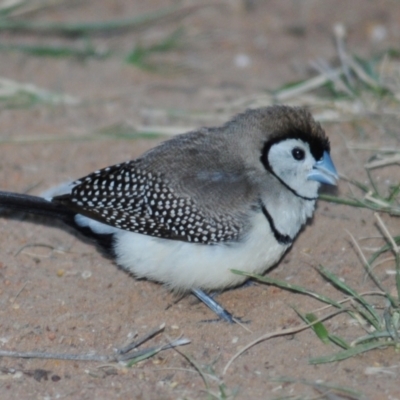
[292,147,305,161]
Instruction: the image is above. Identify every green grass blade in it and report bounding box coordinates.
[319,194,366,207]
[344,177,371,193]
[125,28,183,71]
[366,169,380,197]
[309,340,396,364]
[319,194,400,216]
[386,183,400,203]
[0,42,109,59]
[0,5,189,36]
[126,347,160,367]
[329,334,351,349]
[295,309,350,349]
[367,236,400,267]
[304,312,330,344]
[231,270,344,309]
[353,331,399,345]
[319,266,381,327]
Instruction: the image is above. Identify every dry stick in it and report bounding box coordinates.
[223,310,343,375]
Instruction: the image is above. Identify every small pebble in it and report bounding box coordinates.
[234,53,251,68]
[57,269,65,277]
[81,271,92,279]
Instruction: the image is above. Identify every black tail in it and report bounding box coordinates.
[0,190,75,221]
[0,190,115,256]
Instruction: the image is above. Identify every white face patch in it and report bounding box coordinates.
[267,138,320,199]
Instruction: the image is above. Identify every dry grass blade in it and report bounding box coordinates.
[364,154,400,169]
[346,229,395,304]
[375,213,400,254]
[272,377,366,400]
[0,324,190,364]
[0,0,67,18]
[0,76,79,105]
[117,323,165,355]
[274,70,341,102]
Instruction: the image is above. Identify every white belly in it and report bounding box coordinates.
[113,212,289,291]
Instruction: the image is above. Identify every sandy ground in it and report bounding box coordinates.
[0,1,400,399]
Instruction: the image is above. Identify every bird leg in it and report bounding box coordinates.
[191,288,235,323]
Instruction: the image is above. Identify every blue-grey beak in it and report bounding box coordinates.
[307,151,338,186]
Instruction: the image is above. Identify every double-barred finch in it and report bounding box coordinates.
[0,106,338,322]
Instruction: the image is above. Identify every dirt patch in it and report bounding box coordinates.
[0,1,399,399]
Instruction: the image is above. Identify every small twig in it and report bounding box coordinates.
[14,242,58,257]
